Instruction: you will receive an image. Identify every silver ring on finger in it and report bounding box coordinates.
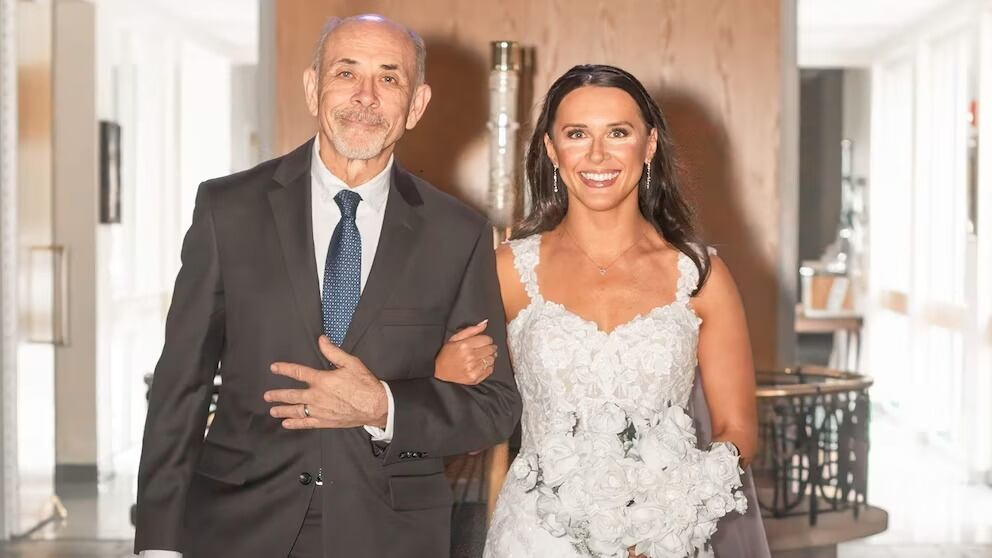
[303,404,311,418]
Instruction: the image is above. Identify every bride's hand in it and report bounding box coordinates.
[628,547,646,558]
[434,320,497,385]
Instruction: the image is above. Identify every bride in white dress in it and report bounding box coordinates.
[435,65,758,558]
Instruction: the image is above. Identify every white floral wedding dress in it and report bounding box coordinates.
[484,234,741,558]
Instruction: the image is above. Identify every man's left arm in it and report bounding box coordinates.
[382,222,521,464]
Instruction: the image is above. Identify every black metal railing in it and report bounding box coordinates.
[752,366,873,526]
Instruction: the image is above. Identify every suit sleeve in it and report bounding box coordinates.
[134,183,225,553]
[383,222,522,465]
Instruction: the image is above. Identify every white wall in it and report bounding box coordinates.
[93,1,255,476]
[0,0,17,533]
[231,64,260,172]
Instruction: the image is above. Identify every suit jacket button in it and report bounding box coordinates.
[299,472,313,485]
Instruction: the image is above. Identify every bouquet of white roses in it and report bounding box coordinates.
[511,402,747,558]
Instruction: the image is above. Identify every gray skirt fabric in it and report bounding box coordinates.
[689,371,772,558]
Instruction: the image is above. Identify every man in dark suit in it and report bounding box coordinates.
[134,14,520,558]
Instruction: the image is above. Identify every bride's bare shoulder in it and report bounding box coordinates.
[692,252,745,319]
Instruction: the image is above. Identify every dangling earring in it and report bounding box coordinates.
[553,166,559,193]
[644,163,651,190]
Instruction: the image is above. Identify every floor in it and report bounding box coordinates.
[794,333,992,558]
[835,410,992,558]
[0,541,133,558]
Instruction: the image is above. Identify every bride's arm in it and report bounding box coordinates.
[691,254,759,466]
[435,243,527,385]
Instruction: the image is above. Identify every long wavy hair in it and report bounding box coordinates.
[512,64,711,295]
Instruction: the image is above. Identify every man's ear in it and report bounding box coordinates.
[405,83,433,130]
[303,67,319,117]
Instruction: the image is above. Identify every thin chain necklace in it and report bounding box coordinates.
[561,224,644,276]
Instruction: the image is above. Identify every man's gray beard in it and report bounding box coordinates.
[329,109,389,160]
[328,128,388,160]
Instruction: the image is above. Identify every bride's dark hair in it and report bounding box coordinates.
[512,64,711,295]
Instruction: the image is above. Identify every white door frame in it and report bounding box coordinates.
[0,0,18,539]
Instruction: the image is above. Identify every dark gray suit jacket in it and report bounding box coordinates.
[134,139,522,557]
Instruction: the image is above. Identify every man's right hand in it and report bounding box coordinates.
[434,320,497,385]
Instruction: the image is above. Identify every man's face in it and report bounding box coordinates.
[304,20,431,161]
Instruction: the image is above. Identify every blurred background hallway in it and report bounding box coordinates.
[1,0,991,557]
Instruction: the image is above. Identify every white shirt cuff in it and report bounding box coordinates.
[363,380,394,442]
[140,552,182,558]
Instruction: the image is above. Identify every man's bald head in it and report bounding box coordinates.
[311,14,426,85]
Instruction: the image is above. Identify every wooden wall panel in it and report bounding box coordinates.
[273,0,795,368]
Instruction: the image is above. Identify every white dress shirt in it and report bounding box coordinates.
[309,136,395,442]
[140,138,396,558]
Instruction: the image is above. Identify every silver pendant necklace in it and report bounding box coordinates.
[561,225,644,276]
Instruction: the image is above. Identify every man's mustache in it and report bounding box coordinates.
[334,109,387,128]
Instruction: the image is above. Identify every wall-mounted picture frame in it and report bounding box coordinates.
[99,120,121,224]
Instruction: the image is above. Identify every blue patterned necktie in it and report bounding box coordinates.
[322,190,362,346]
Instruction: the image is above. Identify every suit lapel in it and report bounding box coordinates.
[342,165,424,353]
[268,140,324,361]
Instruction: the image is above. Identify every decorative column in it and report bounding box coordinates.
[485,40,522,523]
[485,40,522,233]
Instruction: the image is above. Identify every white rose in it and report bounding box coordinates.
[626,463,661,499]
[510,453,539,490]
[704,492,736,518]
[627,406,654,428]
[581,401,629,435]
[661,405,697,438]
[733,490,749,514]
[622,503,665,547]
[662,462,694,490]
[656,480,685,505]
[692,518,718,546]
[632,431,664,469]
[589,458,635,510]
[556,474,593,517]
[667,499,698,536]
[703,443,743,488]
[635,427,690,470]
[540,435,581,486]
[586,509,627,557]
[644,409,663,428]
[548,410,579,435]
[692,478,722,504]
[586,432,625,459]
[643,529,690,558]
[536,493,569,537]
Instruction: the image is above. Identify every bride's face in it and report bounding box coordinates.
[544,86,657,213]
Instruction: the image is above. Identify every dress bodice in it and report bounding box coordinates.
[505,234,706,453]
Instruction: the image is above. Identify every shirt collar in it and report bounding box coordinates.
[310,136,392,213]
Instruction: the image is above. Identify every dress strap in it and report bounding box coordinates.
[506,234,542,301]
[675,244,716,302]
